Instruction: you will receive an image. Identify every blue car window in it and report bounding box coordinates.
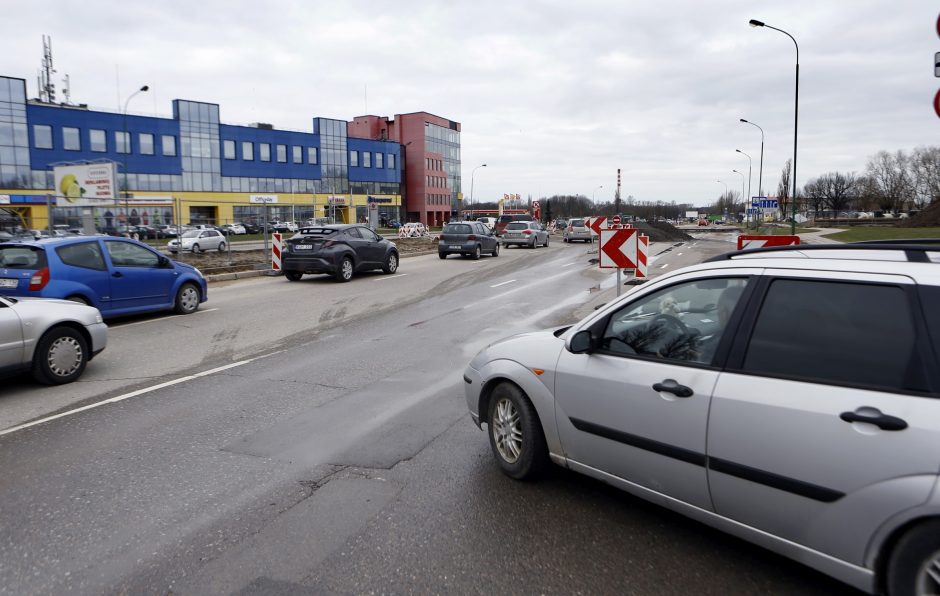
[104,241,160,268]
[56,242,107,271]
[0,246,46,268]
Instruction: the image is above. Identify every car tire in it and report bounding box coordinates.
[439,252,447,260]
[285,271,303,281]
[382,252,399,274]
[886,520,940,596]
[192,243,201,254]
[472,245,481,260]
[173,282,201,315]
[491,243,499,257]
[218,241,226,252]
[487,382,548,480]
[503,243,509,249]
[31,326,88,385]
[530,238,537,249]
[563,237,569,243]
[544,236,550,247]
[335,256,354,282]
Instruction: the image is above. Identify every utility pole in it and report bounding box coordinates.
[615,168,621,215]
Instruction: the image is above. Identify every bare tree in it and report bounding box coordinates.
[910,146,940,208]
[776,159,792,219]
[866,150,913,213]
[808,171,858,216]
[801,177,827,218]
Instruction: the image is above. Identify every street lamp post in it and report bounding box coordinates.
[740,118,764,199]
[736,149,753,227]
[122,84,149,232]
[732,169,746,224]
[469,163,487,220]
[749,18,799,234]
[592,185,603,212]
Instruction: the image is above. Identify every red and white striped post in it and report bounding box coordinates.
[271,232,282,272]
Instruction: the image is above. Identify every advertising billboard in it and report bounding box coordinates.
[53,163,117,205]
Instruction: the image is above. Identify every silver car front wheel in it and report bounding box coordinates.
[486,382,548,480]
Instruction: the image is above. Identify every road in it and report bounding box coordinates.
[0,234,856,595]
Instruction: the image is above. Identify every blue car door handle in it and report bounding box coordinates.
[112,271,123,278]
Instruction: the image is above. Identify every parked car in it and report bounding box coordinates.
[271,221,299,233]
[0,236,207,318]
[438,221,499,259]
[238,222,261,235]
[129,225,162,239]
[501,221,549,248]
[0,294,108,384]
[219,223,246,235]
[399,222,429,237]
[464,241,940,595]
[281,224,399,282]
[563,218,593,243]
[167,229,226,253]
[386,219,402,229]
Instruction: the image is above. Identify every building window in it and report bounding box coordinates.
[307,147,317,164]
[90,129,107,152]
[242,141,254,161]
[388,154,395,169]
[259,143,271,162]
[161,134,176,156]
[115,131,130,154]
[363,151,371,168]
[223,140,235,160]
[33,125,53,149]
[139,133,154,155]
[292,145,302,164]
[375,153,383,168]
[63,127,80,151]
[276,144,287,163]
[349,150,358,167]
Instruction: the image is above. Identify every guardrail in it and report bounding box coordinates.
[812,218,900,227]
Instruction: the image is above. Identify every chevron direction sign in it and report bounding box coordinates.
[588,216,607,236]
[599,228,638,269]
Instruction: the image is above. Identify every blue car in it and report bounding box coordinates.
[0,236,208,318]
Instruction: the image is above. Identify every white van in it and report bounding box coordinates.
[477,217,496,230]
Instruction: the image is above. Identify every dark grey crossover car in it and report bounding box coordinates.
[438,221,499,259]
[282,224,399,282]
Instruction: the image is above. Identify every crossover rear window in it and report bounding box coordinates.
[0,246,47,269]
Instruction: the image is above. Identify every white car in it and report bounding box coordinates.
[0,295,107,384]
[398,222,429,237]
[167,229,226,253]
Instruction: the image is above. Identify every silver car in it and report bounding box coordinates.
[563,218,593,243]
[167,229,226,253]
[0,295,107,384]
[501,221,549,248]
[464,242,940,595]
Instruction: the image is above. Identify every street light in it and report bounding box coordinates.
[469,163,487,220]
[592,185,603,212]
[732,169,746,223]
[749,18,799,234]
[736,149,753,226]
[740,118,764,199]
[122,84,149,232]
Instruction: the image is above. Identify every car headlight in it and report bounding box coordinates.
[95,314,103,324]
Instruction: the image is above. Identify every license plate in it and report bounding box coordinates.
[449,245,461,249]
[0,278,18,288]
[294,245,312,250]
[508,234,520,238]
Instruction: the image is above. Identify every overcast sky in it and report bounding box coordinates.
[6,0,939,205]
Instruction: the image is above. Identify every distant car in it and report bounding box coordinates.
[476,217,496,230]
[167,229,226,253]
[0,236,207,318]
[438,221,499,259]
[552,219,568,231]
[238,222,261,234]
[501,221,550,249]
[0,294,108,384]
[282,224,399,282]
[220,223,246,235]
[494,214,531,236]
[129,225,162,239]
[563,219,593,243]
[271,221,299,233]
[399,222,429,237]
[386,220,402,229]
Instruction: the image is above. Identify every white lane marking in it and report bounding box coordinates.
[677,252,683,256]
[112,308,219,329]
[660,264,670,269]
[374,274,408,282]
[490,279,517,288]
[0,357,266,438]
[562,262,577,267]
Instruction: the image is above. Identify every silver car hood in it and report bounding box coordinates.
[469,328,566,370]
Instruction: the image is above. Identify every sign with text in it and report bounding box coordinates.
[600,228,638,269]
[249,194,279,204]
[53,163,116,205]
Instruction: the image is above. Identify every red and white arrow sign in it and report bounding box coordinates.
[736,234,801,250]
[635,234,649,278]
[599,228,637,269]
[589,216,607,236]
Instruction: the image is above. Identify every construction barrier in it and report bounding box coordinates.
[272,232,282,271]
[636,235,649,279]
[737,234,800,250]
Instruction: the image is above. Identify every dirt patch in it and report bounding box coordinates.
[168,236,440,275]
[634,221,694,242]
[901,201,940,227]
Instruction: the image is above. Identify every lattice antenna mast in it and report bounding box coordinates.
[39,35,56,103]
[615,168,622,214]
